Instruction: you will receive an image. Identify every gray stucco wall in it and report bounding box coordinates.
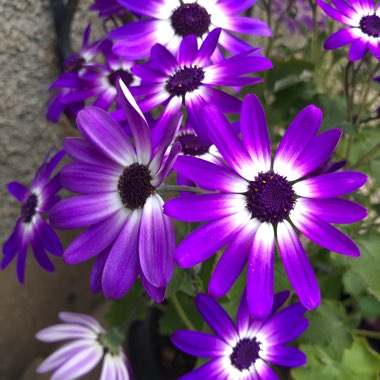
[0,1,103,379]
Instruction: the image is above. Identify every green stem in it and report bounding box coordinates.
[353,329,380,340]
[157,184,210,194]
[171,294,196,330]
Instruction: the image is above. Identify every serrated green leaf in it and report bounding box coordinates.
[300,300,352,360]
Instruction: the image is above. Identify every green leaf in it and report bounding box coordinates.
[351,232,380,300]
[292,338,380,380]
[105,281,147,327]
[300,300,352,360]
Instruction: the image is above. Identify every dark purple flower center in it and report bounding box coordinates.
[64,55,86,73]
[177,132,210,156]
[108,69,134,87]
[360,15,380,38]
[170,3,211,37]
[165,66,205,97]
[230,338,260,371]
[287,5,298,19]
[246,171,296,224]
[21,193,38,223]
[118,163,154,210]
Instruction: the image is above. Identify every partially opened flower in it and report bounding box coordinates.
[131,28,272,143]
[164,94,367,318]
[318,0,380,61]
[36,311,131,379]
[172,291,308,380]
[47,25,104,122]
[2,149,64,282]
[110,0,271,60]
[49,79,183,302]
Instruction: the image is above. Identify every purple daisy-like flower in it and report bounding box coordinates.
[47,25,104,123]
[317,0,380,61]
[58,41,139,115]
[272,0,326,34]
[2,149,64,282]
[109,0,271,60]
[164,94,367,318]
[131,28,272,143]
[172,291,308,379]
[36,311,131,379]
[49,80,183,302]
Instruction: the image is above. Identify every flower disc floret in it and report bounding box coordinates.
[246,171,296,224]
[177,132,211,156]
[230,338,261,371]
[170,3,211,37]
[360,15,380,38]
[21,193,38,223]
[118,163,154,210]
[165,66,205,97]
[108,69,134,87]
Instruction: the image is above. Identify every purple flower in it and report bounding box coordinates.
[318,0,380,61]
[272,0,326,33]
[49,80,183,302]
[131,28,272,143]
[36,311,131,379]
[90,0,127,18]
[2,149,64,282]
[172,291,308,379]
[109,0,271,59]
[47,25,104,123]
[164,94,367,318]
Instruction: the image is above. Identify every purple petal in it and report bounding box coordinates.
[291,208,360,257]
[179,35,198,66]
[116,79,152,164]
[115,0,167,18]
[171,331,228,358]
[297,197,367,224]
[349,37,368,61]
[77,106,136,167]
[60,162,119,194]
[139,195,174,287]
[241,94,271,173]
[195,294,239,342]
[140,269,166,303]
[293,171,367,198]
[317,0,354,25]
[247,222,275,319]
[257,303,308,345]
[178,358,225,380]
[49,193,120,229]
[58,312,103,332]
[237,289,251,336]
[194,28,221,66]
[201,105,255,181]
[31,235,55,272]
[289,128,342,181]
[102,210,141,299]
[36,324,96,342]
[200,87,242,113]
[164,193,247,222]
[90,249,109,294]
[274,105,322,179]
[174,156,249,193]
[208,219,259,298]
[324,28,359,49]
[261,345,306,367]
[100,354,117,380]
[16,235,28,283]
[175,211,250,268]
[148,43,178,75]
[63,137,120,169]
[7,181,29,202]
[225,16,272,36]
[63,210,126,264]
[277,221,320,310]
[35,218,63,256]
[2,221,21,263]
[255,359,280,380]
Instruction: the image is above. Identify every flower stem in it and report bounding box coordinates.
[157,184,210,194]
[171,294,196,330]
[353,329,380,340]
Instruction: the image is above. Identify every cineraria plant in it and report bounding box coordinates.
[2,0,380,379]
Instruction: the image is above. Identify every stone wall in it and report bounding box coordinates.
[0,1,103,379]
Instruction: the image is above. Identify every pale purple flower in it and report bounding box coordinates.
[49,80,183,302]
[165,94,367,319]
[36,311,131,380]
[172,291,308,379]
